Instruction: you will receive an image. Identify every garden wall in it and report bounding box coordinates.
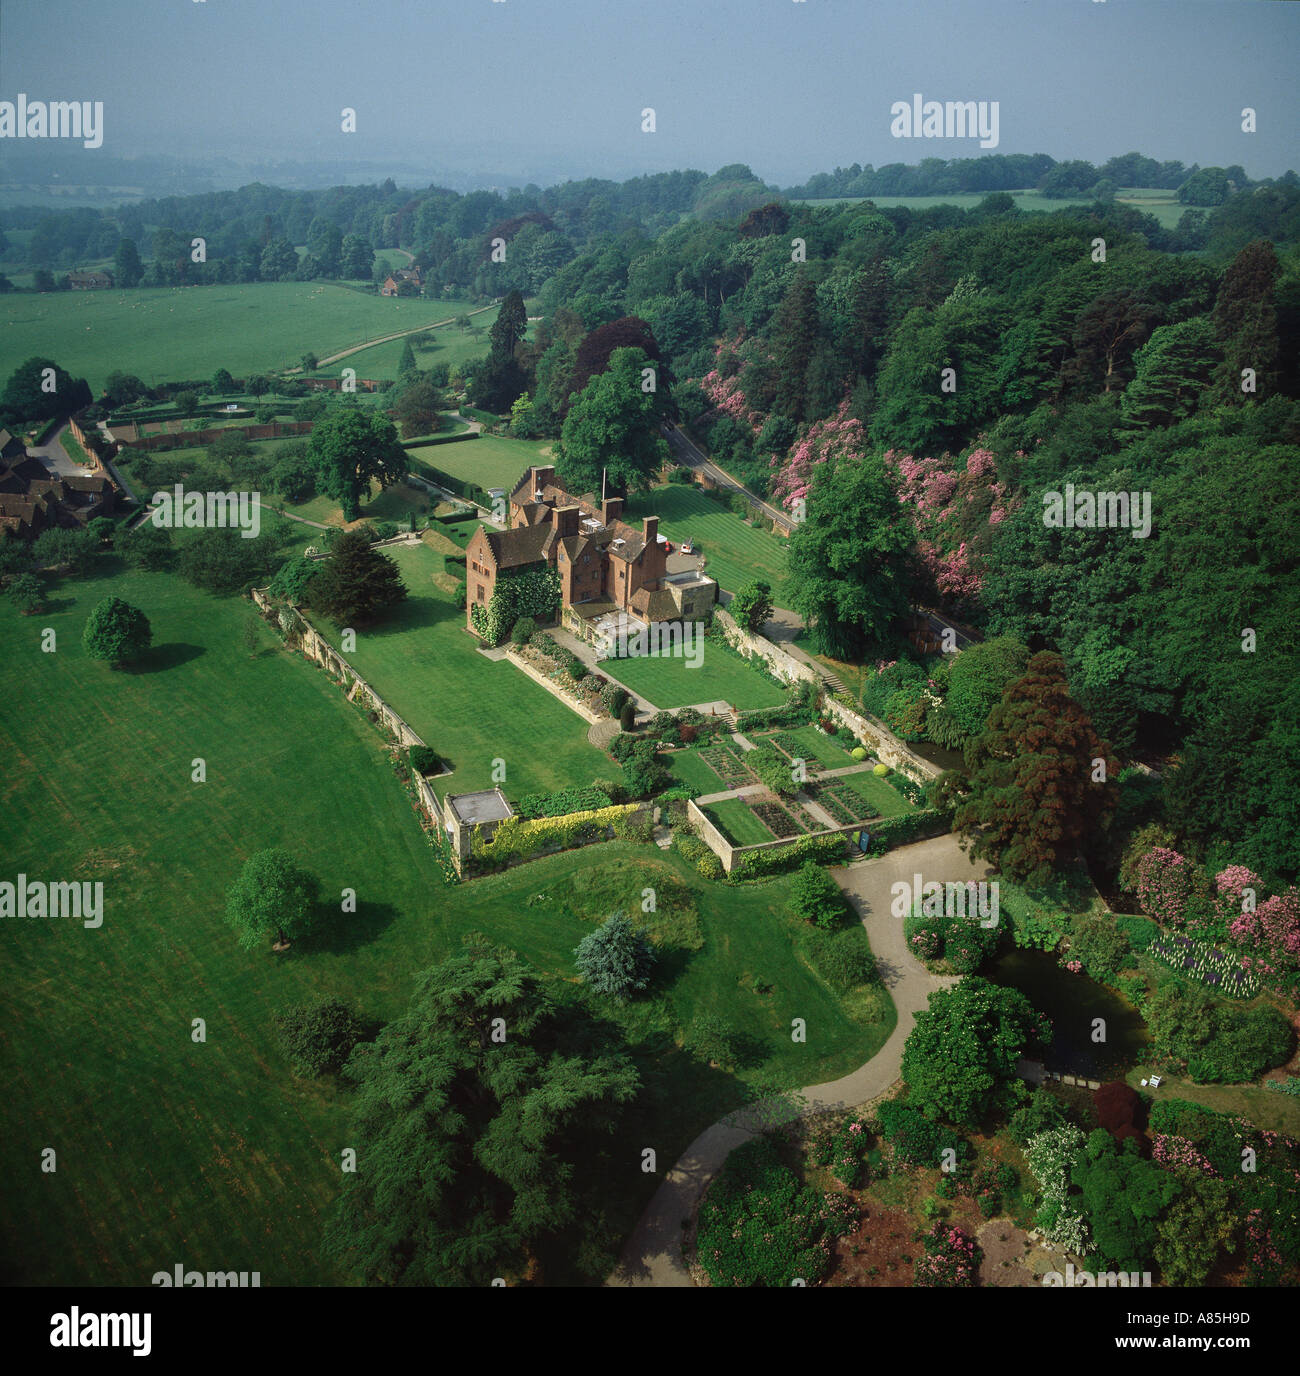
[109,420,315,450]
[712,606,938,785]
[251,587,439,827]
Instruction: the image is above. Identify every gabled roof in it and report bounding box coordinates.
[482,522,552,569]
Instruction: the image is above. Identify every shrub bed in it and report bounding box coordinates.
[728,830,847,879]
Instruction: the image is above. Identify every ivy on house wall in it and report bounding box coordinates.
[472,565,562,646]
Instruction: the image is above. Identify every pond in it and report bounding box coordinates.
[987,946,1150,1079]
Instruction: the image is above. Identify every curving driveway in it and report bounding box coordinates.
[607,832,991,1287]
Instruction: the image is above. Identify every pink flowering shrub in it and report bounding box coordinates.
[769,400,867,508]
[913,1222,980,1288]
[884,445,1016,613]
[1230,889,1300,964]
[1152,1134,1219,1176]
[1136,847,1200,928]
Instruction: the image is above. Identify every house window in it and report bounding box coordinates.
[618,569,625,580]
[477,585,485,602]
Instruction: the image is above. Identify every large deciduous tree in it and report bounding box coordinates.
[81,596,151,666]
[555,346,669,494]
[786,451,915,661]
[326,943,640,1285]
[901,976,1043,1126]
[308,398,407,520]
[224,848,320,951]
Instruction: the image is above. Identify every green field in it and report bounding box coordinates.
[623,486,792,603]
[317,311,511,381]
[604,643,787,712]
[796,187,1188,230]
[0,557,890,1283]
[407,432,554,493]
[309,541,609,797]
[0,283,482,391]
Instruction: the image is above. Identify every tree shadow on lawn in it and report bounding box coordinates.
[306,898,399,955]
[353,595,451,638]
[128,642,205,673]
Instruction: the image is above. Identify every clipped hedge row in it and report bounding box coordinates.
[728,830,848,879]
[735,702,815,732]
[402,431,480,449]
[860,807,952,857]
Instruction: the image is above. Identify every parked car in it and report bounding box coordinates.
[680,538,694,555]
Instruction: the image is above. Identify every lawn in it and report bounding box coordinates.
[0,559,447,1285]
[838,769,917,819]
[603,642,788,711]
[309,540,609,797]
[662,746,738,797]
[0,560,891,1283]
[0,282,480,391]
[704,798,778,847]
[407,432,554,494]
[757,723,857,771]
[622,485,792,603]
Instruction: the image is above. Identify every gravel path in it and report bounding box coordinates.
[607,832,989,1287]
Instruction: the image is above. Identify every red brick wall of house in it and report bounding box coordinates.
[465,527,498,631]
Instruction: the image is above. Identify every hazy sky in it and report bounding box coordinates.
[1,0,1296,184]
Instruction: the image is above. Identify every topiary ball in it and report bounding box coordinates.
[850,746,867,761]
[873,762,890,777]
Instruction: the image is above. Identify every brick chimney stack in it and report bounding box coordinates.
[602,497,624,525]
[643,515,659,547]
[556,504,580,537]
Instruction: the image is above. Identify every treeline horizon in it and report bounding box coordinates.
[3,148,1299,286]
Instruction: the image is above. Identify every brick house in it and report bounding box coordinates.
[380,267,423,297]
[465,465,717,642]
[0,455,115,541]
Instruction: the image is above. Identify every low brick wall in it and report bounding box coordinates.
[110,420,315,451]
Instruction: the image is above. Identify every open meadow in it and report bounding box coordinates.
[0,554,890,1284]
[0,283,486,390]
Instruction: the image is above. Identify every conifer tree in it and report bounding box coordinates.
[309,529,407,625]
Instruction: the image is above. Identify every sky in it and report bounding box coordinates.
[0,0,1296,186]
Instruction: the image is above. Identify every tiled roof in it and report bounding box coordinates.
[483,523,551,569]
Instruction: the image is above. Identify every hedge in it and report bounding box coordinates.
[407,455,488,507]
[471,803,640,869]
[401,431,479,449]
[516,785,613,819]
[735,702,815,732]
[461,405,501,425]
[728,830,848,879]
[860,807,952,857]
[674,828,724,880]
